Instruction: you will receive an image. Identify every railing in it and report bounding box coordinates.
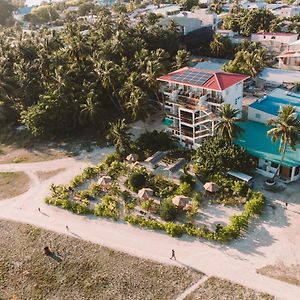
[206,97,224,105]
[166,112,179,118]
[195,129,212,138]
[194,114,212,124]
[180,117,193,124]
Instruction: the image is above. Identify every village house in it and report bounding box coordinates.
[251,32,299,54]
[237,88,300,182]
[277,39,300,71]
[158,67,249,148]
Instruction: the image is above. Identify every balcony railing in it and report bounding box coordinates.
[166,112,179,118]
[206,97,224,105]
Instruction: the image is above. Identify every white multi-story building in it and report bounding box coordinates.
[158,67,249,148]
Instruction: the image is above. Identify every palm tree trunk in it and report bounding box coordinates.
[274,141,287,180]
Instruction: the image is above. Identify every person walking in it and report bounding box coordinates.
[66,225,69,231]
[38,208,41,212]
[170,249,176,260]
[285,202,288,210]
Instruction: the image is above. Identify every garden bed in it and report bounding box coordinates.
[45,151,266,242]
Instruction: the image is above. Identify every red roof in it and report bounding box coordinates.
[158,67,249,91]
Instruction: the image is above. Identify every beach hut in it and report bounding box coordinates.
[126,153,139,163]
[138,188,154,200]
[98,176,112,190]
[172,195,191,209]
[203,182,220,193]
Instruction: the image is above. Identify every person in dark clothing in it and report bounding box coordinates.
[170,249,176,260]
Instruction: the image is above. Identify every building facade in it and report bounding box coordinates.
[158,67,249,148]
[242,88,300,182]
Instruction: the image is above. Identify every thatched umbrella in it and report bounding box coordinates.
[138,188,153,200]
[172,195,191,208]
[126,153,139,163]
[98,176,112,188]
[203,182,220,193]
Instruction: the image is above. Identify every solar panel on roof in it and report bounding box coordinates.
[170,70,213,86]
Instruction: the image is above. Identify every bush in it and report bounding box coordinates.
[128,172,147,192]
[94,194,119,220]
[136,130,176,154]
[159,199,178,221]
[164,222,185,237]
[193,136,256,179]
[176,182,192,196]
[180,173,196,189]
[244,192,265,216]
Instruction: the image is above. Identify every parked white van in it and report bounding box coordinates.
[227,171,254,187]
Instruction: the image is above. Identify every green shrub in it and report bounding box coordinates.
[159,198,178,221]
[136,130,176,154]
[89,182,102,196]
[176,182,192,196]
[245,192,265,216]
[94,194,119,220]
[164,222,185,237]
[180,173,196,189]
[128,172,147,192]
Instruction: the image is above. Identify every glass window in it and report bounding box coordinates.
[295,166,300,176]
[255,113,261,119]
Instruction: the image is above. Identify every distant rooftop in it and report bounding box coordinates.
[250,88,300,116]
[259,67,300,84]
[193,62,223,72]
[252,32,298,37]
[236,121,300,167]
[158,67,249,91]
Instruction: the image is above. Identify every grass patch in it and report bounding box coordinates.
[0,220,203,300]
[185,277,275,300]
[37,168,65,182]
[0,172,30,200]
[257,263,300,287]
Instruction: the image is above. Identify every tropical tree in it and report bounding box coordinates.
[173,49,190,69]
[210,34,233,58]
[210,0,223,14]
[107,119,132,154]
[215,104,244,143]
[80,90,100,125]
[267,105,300,178]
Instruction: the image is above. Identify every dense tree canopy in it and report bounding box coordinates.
[193,136,256,178]
[223,41,271,77]
[0,8,180,137]
[222,8,276,36]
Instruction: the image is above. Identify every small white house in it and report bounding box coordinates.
[269,4,300,18]
[152,4,181,17]
[251,32,299,45]
[251,32,299,54]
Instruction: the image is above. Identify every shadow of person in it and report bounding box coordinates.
[49,252,62,262]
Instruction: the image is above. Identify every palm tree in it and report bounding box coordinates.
[210,0,223,14]
[267,105,300,179]
[215,104,244,143]
[107,119,132,154]
[173,49,190,70]
[80,90,100,125]
[210,34,226,58]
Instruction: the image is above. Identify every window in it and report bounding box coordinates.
[255,113,261,119]
[271,162,278,169]
[295,166,300,176]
